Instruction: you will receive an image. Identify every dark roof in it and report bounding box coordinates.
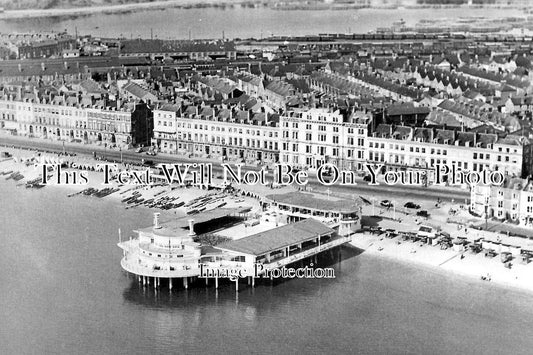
[176,207,251,228]
[216,218,334,256]
[0,56,149,78]
[386,103,430,116]
[121,39,236,54]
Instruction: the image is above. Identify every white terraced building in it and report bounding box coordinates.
[471,178,533,227]
[152,104,281,164]
[279,108,371,171]
[0,95,153,147]
[367,124,533,178]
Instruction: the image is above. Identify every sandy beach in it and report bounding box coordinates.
[0,146,264,224]
[0,0,257,20]
[351,232,533,295]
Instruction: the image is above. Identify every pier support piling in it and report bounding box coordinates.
[169,278,173,291]
[183,277,188,289]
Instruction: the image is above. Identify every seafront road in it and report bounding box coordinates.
[0,135,469,203]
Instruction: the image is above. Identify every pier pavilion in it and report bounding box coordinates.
[118,212,201,290]
[262,192,362,236]
[117,207,250,290]
[118,208,355,291]
[212,218,350,287]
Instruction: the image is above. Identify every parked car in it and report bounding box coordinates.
[135,147,144,153]
[380,200,393,208]
[404,202,421,209]
[416,210,429,218]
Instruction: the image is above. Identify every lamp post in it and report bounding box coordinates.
[484,195,489,230]
[104,142,107,160]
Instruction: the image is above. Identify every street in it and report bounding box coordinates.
[0,135,470,203]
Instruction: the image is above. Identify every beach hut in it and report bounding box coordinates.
[484,249,497,258]
[452,238,465,252]
[500,251,512,263]
[417,225,436,244]
[520,251,532,264]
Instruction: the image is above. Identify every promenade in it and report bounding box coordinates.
[0,134,470,203]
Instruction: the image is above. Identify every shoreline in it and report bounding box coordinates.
[0,146,262,221]
[0,0,255,20]
[350,234,533,296]
[0,2,530,21]
[2,145,533,296]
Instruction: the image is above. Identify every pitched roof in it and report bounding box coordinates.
[216,218,334,256]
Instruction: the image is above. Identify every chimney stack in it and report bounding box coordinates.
[153,212,161,229]
[188,219,196,237]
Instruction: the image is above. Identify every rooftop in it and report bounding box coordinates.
[265,192,361,213]
[216,218,334,256]
[135,207,251,237]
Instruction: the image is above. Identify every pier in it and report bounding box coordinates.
[118,210,354,292]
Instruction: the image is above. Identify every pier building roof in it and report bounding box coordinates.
[216,218,333,256]
[135,207,251,237]
[265,192,361,214]
[175,207,252,228]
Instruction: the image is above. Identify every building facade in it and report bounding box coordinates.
[367,124,532,178]
[280,108,371,170]
[153,104,281,164]
[471,178,533,227]
[0,95,153,147]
